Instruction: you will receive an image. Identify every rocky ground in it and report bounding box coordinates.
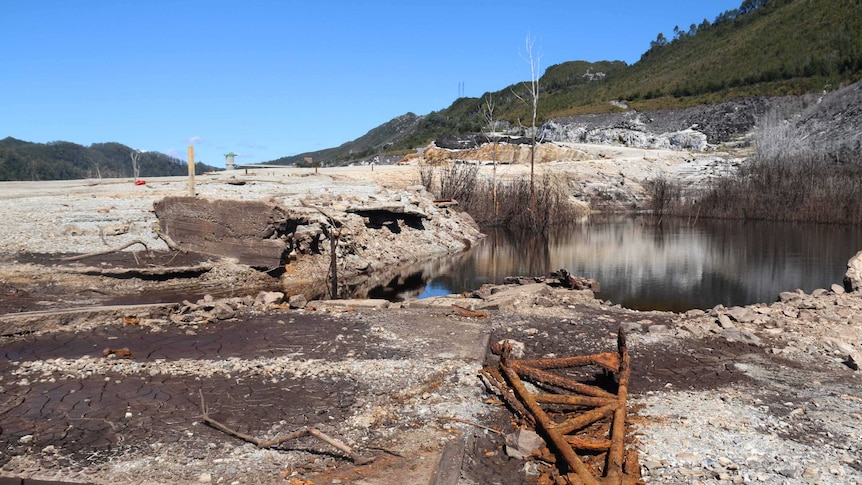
[0,159,861,484]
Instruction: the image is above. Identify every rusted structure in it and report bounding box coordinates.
[482,330,640,484]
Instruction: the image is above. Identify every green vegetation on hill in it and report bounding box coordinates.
[0,138,220,181]
[269,0,861,165]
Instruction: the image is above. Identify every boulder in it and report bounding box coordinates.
[717,314,736,329]
[844,250,862,292]
[212,302,236,320]
[846,352,860,371]
[255,291,284,306]
[726,306,758,323]
[288,294,308,309]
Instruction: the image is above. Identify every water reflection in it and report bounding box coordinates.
[371,215,862,312]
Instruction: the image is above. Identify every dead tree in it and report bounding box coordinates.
[513,34,542,216]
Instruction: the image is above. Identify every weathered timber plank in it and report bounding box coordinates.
[154,197,289,268]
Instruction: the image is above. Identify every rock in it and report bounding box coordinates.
[255,291,284,306]
[727,307,758,323]
[212,302,236,320]
[306,299,390,310]
[823,337,856,355]
[19,435,34,444]
[675,452,698,463]
[721,329,762,346]
[778,467,800,479]
[288,294,308,309]
[802,467,819,479]
[778,291,801,302]
[648,324,669,334]
[845,352,860,371]
[504,429,545,459]
[832,283,846,295]
[811,288,829,297]
[620,322,642,334]
[717,314,735,329]
[845,250,862,292]
[102,222,130,236]
[492,339,525,358]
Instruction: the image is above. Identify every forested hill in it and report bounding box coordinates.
[0,138,220,181]
[265,0,862,165]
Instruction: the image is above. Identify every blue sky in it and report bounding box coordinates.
[2,1,742,167]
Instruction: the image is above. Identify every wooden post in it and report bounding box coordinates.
[187,146,196,196]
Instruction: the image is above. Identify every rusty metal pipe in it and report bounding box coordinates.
[605,331,631,481]
[533,393,617,408]
[500,362,601,485]
[514,352,621,373]
[513,365,617,400]
[553,403,617,435]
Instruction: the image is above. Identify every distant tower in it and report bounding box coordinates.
[224,152,237,170]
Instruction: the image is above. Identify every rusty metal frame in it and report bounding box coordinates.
[483,330,640,485]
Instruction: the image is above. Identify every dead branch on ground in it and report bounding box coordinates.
[155,228,186,253]
[59,240,151,262]
[198,390,374,465]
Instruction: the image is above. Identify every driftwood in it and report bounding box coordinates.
[451,304,489,319]
[155,227,186,253]
[437,415,503,436]
[198,390,374,465]
[59,263,213,278]
[59,240,151,262]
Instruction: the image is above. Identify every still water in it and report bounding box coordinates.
[380,216,862,312]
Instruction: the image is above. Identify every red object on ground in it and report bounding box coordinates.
[134,180,146,186]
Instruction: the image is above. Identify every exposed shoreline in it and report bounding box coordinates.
[1,163,860,484]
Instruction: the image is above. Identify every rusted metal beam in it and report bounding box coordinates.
[484,328,640,485]
[552,403,617,435]
[605,331,632,481]
[500,359,601,485]
[479,367,535,425]
[512,365,618,400]
[514,352,621,373]
[565,435,612,452]
[532,393,617,408]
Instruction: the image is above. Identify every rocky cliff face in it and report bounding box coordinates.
[539,98,777,151]
[541,119,710,151]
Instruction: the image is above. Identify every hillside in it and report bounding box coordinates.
[0,138,220,181]
[266,113,422,166]
[268,0,862,165]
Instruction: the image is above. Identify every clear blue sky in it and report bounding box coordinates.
[2,1,742,167]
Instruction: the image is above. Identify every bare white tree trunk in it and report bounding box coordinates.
[483,95,499,225]
[514,34,541,218]
[130,150,141,182]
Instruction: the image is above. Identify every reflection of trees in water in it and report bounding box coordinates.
[698,218,862,297]
[364,216,862,310]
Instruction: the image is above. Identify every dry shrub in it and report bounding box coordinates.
[656,97,862,225]
[424,163,585,230]
[438,162,479,206]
